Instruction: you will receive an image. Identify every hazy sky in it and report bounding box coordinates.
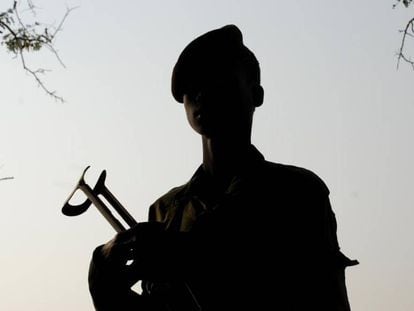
[1,1,413,310]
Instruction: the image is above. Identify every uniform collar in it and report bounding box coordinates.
[184,144,265,198]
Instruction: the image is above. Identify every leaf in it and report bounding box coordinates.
[403,0,413,7]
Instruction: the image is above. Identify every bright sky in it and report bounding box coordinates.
[1,0,413,310]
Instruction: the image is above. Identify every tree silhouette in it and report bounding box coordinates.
[0,177,14,181]
[394,0,414,69]
[0,1,76,102]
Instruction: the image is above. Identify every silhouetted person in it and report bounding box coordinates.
[88,25,358,311]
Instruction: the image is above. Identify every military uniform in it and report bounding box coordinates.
[140,145,357,310]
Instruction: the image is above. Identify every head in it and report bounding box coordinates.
[171,25,264,139]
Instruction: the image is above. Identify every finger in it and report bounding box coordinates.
[113,230,137,245]
[120,260,146,286]
[101,241,135,266]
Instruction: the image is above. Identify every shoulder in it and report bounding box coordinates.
[148,183,188,222]
[260,160,330,197]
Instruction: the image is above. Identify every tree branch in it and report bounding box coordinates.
[19,49,64,101]
[51,5,77,39]
[1,1,77,102]
[0,19,17,37]
[0,176,14,181]
[397,16,414,70]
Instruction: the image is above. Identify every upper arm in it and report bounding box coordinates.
[310,179,357,310]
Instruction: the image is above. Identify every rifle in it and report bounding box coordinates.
[62,166,137,231]
[62,166,202,311]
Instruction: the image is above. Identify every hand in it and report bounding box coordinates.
[88,222,166,310]
[89,222,165,291]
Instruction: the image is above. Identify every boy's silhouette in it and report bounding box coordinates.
[88,25,358,311]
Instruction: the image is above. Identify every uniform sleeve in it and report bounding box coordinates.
[298,169,358,310]
[148,202,163,223]
[318,195,358,311]
[140,203,160,299]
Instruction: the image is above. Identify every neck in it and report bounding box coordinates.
[202,135,252,186]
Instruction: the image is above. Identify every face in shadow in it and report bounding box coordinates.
[183,65,262,140]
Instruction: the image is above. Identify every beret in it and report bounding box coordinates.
[171,25,250,103]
